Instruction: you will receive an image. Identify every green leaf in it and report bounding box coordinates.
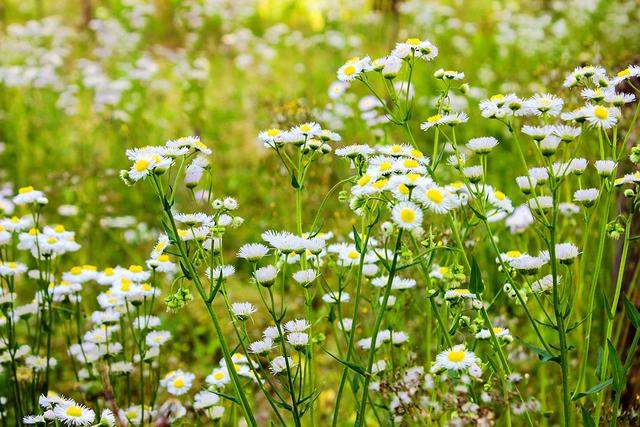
[581,407,596,427]
[467,203,487,221]
[209,389,239,404]
[207,270,225,302]
[572,378,613,401]
[178,260,192,280]
[523,341,560,364]
[624,297,640,329]
[352,226,362,253]
[321,348,368,377]
[608,339,624,392]
[291,173,300,189]
[470,257,484,294]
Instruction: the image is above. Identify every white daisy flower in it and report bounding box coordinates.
[466,137,499,154]
[337,56,370,82]
[415,186,451,214]
[231,302,256,320]
[530,274,557,293]
[206,367,230,387]
[292,269,318,286]
[391,201,423,230]
[322,291,349,304]
[287,332,309,349]
[161,370,195,396]
[444,288,477,300]
[249,339,273,354]
[194,391,220,410]
[145,330,171,347]
[574,188,599,206]
[432,345,478,372]
[526,93,563,116]
[434,68,464,80]
[270,356,297,374]
[585,104,619,129]
[475,327,512,341]
[554,243,580,264]
[13,186,45,205]
[594,160,617,177]
[254,265,278,287]
[53,401,95,426]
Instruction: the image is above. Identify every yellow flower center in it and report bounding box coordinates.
[447,350,466,362]
[18,186,34,194]
[129,265,143,272]
[406,38,421,45]
[399,208,416,223]
[427,114,442,123]
[427,188,444,204]
[357,175,371,187]
[134,159,150,172]
[347,250,359,260]
[593,105,609,120]
[214,372,225,380]
[141,283,152,291]
[66,406,83,417]
[343,65,356,76]
[617,68,631,77]
[54,225,65,233]
[120,279,132,291]
[266,128,281,137]
[410,149,424,158]
[406,173,420,182]
[379,161,392,172]
[390,144,402,153]
[158,254,169,262]
[506,250,521,258]
[493,327,504,334]
[398,184,410,195]
[454,288,470,295]
[47,237,57,244]
[403,159,418,168]
[494,191,506,201]
[28,228,38,235]
[104,268,114,276]
[490,94,505,101]
[372,179,388,190]
[172,377,185,388]
[439,267,449,275]
[10,216,19,223]
[70,266,82,275]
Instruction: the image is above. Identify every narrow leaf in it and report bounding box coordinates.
[624,297,640,329]
[608,339,624,392]
[470,257,484,294]
[572,378,613,401]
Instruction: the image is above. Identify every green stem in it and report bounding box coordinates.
[355,229,403,426]
[595,213,633,424]
[575,187,613,394]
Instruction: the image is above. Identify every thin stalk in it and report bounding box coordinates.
[575,186,613,394]
[595,213,633,424]
[355,229,403,426]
